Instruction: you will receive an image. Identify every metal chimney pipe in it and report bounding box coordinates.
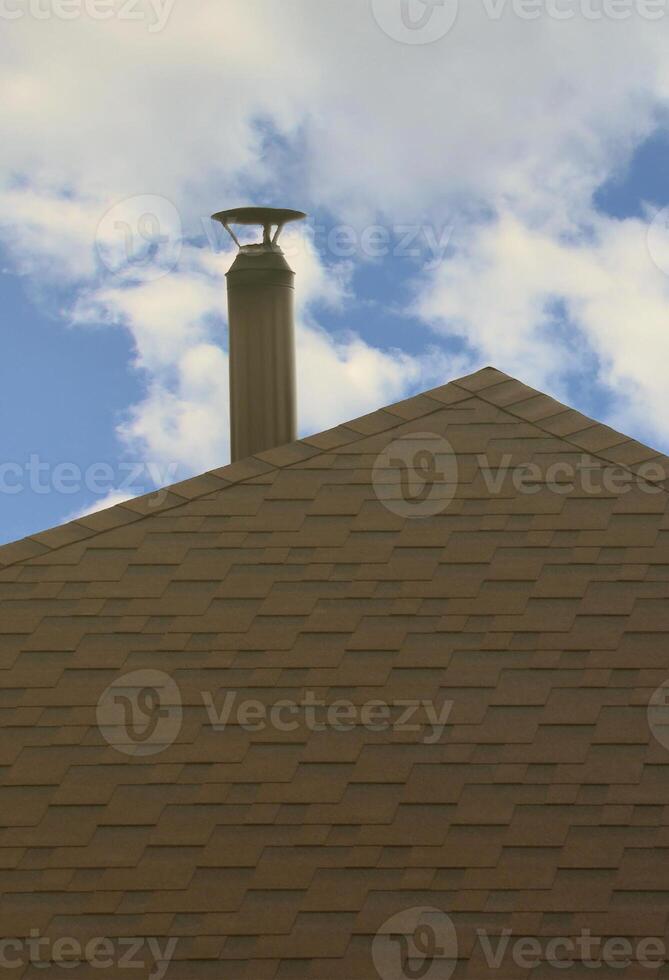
[212,206,307,463]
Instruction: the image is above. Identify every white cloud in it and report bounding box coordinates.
[65,489,138,522]
[3,0,669,492]
[296,326,463,436]
[2,1,665,222]
[68,229,459,473]
[417,210,669,446]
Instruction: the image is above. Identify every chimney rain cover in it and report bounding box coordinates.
[212,206,307,250]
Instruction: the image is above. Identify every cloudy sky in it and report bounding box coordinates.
[2,0,669,544]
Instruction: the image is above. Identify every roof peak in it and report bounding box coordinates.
[1,365,667,571]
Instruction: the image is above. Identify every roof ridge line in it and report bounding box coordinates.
[0,376,477,572]
[460,376,669,495]
[5,364,664,572]
[0,456,281,573]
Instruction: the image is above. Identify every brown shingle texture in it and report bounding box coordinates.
[1,367,669,978]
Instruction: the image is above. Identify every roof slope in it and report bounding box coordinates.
[1,366,669,978]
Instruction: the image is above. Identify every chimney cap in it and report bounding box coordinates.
[212,206,307,226]
[212,206,307,250]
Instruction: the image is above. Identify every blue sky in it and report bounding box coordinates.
[2,0,669,545]
[594,129,669,220]
[0,273,139,541]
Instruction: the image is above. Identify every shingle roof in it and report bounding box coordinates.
[2,366,669,978]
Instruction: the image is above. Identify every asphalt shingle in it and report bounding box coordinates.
[1,367,668,978]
